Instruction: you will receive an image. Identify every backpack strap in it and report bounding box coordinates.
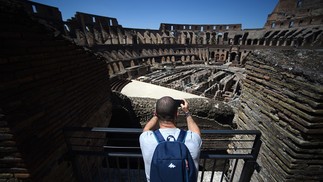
[176,129,187,143]
[153,129,187,143]
[153,129,165,143]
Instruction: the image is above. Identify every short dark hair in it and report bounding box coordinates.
[156,96,178,122]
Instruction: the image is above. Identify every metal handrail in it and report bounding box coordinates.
[64,127,261,182]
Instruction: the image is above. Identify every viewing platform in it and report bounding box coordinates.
[64,127,262,182]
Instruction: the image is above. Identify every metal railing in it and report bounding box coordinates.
[64,127,261,182]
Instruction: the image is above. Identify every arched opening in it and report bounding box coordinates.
[171,56,175,62]
[246,39,252,45]
[233,35,241,45]
[230,52,237,62]
[220,54,225,61]
[210,51,215,59]
[113,63,119,73]
[253,39,258,45]
[215,54,220,61]
[186,38,190,44]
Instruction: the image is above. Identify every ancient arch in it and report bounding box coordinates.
[108,64,114,75]
[161,56,166,63]
[166,56,171,62]
[119,62,125,71]
[215,54,220,61]
[220,54,225,61]
[230,52,237,62]
[210,51,215,59]
[112,62,119,72]
[171,56,175,62]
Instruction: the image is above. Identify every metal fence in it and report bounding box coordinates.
[64,127,261,182]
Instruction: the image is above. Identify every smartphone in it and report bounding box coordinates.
[174,99,184,107]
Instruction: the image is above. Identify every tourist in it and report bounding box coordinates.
[139,96,202,181]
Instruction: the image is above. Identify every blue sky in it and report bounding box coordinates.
[31,0,278,29]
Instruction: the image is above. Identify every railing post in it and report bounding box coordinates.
[239,134,262,182]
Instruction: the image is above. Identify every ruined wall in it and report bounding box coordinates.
[265,0,323,29]
[129,97,234,128]
[19,0,323,82]
[98,47,207,78]
[0,1,112,181]
[237,49,323,181]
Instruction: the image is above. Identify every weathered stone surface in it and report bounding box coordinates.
[252,49,323,83]
[237,49,323,182]
[0,1,112,181]
[129,97,235,129]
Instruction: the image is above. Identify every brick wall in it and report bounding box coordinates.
[0,0,112,181]
[237,49,323,181]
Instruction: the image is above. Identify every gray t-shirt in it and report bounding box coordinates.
[139,128,202,182]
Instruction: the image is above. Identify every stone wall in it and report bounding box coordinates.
[0,1,112,181]
[19,0,323,84]
[265,0,323,29]
[129,97,235,128]
[237,49,323,181]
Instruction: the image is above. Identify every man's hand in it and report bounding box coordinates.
[180,99,201,136]
[180,99,189,113]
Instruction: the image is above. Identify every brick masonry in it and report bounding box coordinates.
[0,1,112,181]
[236,49,323,181]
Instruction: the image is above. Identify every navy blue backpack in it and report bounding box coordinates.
[150,129,197,182]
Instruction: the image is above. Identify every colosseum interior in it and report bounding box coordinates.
[0,0,323,181]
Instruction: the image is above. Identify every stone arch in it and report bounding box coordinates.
[271,39,278,46]
[113,62,119,72]
[186,55,190,62]
[147,58,151,65]
[199,37,203,44]
[108,64,114,75]
[246,39,252,45]
[278,38,284,46]
[181,56,185,62]
[171,56,175,62]
[158,49,163,55]
[220,54,225,61]
[285,39,292,46]
[153,49,158,55]
[230,52,237,61]
[166,56,171,62]
[161,56,166,63]
[210,51,215,59]
[119,62,125,71]
[186,38,190,45]
[130,60,135,67]
[215,54,220,61]
[253,39,258,45]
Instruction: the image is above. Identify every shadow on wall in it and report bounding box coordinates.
[109,92,141,128]
[104,92,143,169]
